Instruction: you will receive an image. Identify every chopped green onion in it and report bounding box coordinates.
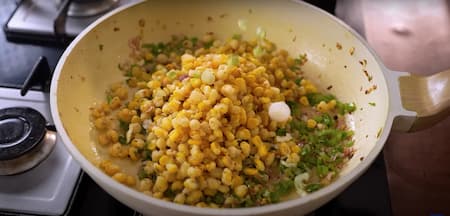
[106,94,113,104]
[204,40,214,49]
[190,37,198,45]
[238,19,248,31]
[306,93,336,106]
[305,183,322,192]
[253,46,265,58]
[118,135,127,145]
[336,102,356,114]
[256,26,266,39]
[232,34,242,40]
[119,120,129,132]
[227,54,239,66]
[276,128,287,136]
[167,69,177,80]
[294,78,303,85]
[368,102,376,106]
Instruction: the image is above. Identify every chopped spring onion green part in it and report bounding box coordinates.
[253,46,265,58]
[256,26,266,39]
[167,70,177,80]
[276,128,287,136]
[237,19,248,31]
[228,54,239,66]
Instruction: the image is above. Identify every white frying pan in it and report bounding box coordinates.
[50,1,450,215]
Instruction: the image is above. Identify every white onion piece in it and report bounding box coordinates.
[275,133,292,142]
[294,173,310,197]
[268,101,291,122]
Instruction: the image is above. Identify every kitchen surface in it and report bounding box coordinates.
[0,0,448,215]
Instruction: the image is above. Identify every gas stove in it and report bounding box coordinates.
[0,1,392,215]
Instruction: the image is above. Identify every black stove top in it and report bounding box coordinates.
[0,1,392,215]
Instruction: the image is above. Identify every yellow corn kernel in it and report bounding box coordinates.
[258,144,268,157]
[279,142,291,156]
[159,155,172,166]
[204,188,217,196]
[221,168,233,185]
[234,185,248,198]
[260,97,271,104]
[187,167,202,178]
[307,119,317,128]
[240,142,251,157]
[221,156,233,169]
[328,99,337,110]
[217,185,230,193]
[299,96,309,106]
[206,177,221,190]
[206,162,216,172]
[166,163,178,174]
[220,97,232,106]
[246,117,260,129]
[170,181,182,191]
[168,130,181,142]
[288,152,300,163]
[251,136,263,147]
[126,176,136,186]
[173,193,186,204]
[112,172,127,184]
[186,190,202,205]
[291,145,301,154]
[232,175,244,187]
[153,191,163,199]
[190,78,202,88]
[254,158,265,171]
[97,133,110,146]
[184,178,199,190]
[243,168,258,176]
[317,101,328,113]
[186,139,199,145]
[274,69,285,80]
[139,178,153,191]
[305,84,318,93]
[147,141,156,151]
[264,152,275,166]
[153,176,169,192]
[236,128,251,140]
[224,130,235,141]
[128,147,139,161]
[210,142,221,155]
[153,127,168,138]
[196,202,208,208]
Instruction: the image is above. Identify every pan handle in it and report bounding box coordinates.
[389,68,450,132]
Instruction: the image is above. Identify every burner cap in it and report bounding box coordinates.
[0,107,46,161]
[0,107,57,175]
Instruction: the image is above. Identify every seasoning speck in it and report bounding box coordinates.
[98,44,104,51]
[138,19,145,27]
[113,27,120,32]
[292,36,297,42]
[219,13,228,18]
[360,157,364,161]
[344,65,347,69]
[369,102,376,106]
[349,47,355,55]
[336,42,342,50]
[207,16,213,22]
[326,85,333,90]
[248,8,253,14]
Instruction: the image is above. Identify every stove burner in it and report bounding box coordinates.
[0,107,56,175]
[68,0,120,17]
